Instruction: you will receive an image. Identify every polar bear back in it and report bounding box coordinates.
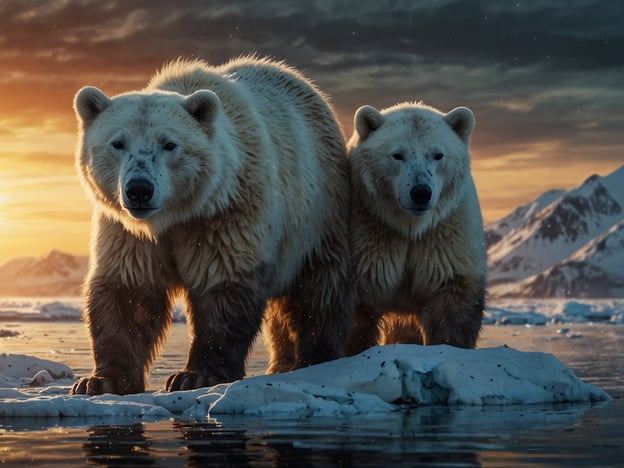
[148,56,347,293]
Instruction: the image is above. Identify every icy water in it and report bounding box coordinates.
[1,322,623,467]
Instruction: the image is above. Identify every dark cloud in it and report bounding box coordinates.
[5,1,622,72]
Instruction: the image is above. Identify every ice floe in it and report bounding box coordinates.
[0,345,610,421]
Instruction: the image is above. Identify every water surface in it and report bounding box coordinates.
[1,322,622,466]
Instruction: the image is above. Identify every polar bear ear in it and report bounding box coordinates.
[354,105,385,140]
[182,90,221,125]
[74,86,111,127]
[444,107,475,143]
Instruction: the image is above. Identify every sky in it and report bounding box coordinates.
[0,0,623,264]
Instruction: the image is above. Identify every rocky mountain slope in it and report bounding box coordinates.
[0,250,88,297]
[487,165,624,298]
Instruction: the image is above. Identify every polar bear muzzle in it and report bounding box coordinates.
[410,184,432,206]
[123,178,157,219]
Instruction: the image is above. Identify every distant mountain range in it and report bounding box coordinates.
[0,250,88,297]
[486,165,624,298]
[1,165,622,299]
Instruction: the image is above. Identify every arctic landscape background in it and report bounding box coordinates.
[0,0,623,264]
[1,4,623,466]
[0,164,622,302]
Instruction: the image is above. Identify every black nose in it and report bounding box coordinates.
[125,179,154,203]
[409,184,432,205]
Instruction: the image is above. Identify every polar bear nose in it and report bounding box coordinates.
[409,184,432,205]
[125,178,154,203]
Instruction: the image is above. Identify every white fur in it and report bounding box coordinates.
[75,57,347,296]
[349,102,486,302]
[350,102,477,239]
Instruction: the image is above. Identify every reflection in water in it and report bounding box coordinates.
[166,403,610,466]
[174,419,251,466]
[83,423,155,465]
[173,411,482,467]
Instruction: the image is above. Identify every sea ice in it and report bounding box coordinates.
[0,345,610,422]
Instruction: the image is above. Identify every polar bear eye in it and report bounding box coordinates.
[392,152,405,161]
[434,152,444,161]
[163,142,177,151]
[111,141,125,150]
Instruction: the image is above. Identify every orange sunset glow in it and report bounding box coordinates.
[0,1,622,264]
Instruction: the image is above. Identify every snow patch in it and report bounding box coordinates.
[0,353,74,388]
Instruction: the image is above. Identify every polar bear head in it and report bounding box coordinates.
[349,102,475,229]
[74,86,238,237]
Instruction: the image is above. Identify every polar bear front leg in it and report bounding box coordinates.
[418,275,486,348]
[70,280,172,395]
[165,264,274,391]
[280,232,354,370]
[346,304,383,355]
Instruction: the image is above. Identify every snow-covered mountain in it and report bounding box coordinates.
[0,250,88,297]
[485,189,566,247]
[507,219,624,298]
[487,165,624,298]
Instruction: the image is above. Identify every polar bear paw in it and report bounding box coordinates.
[70,375,144,396]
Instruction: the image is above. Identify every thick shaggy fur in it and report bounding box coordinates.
[346,102,487,355]
[70,56,352,395]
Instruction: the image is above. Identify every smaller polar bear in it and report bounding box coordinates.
[346,102,487,354]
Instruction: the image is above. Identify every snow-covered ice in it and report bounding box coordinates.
[0,353,74,388]
[0,298,82,321]
[0,345,610,421]
[1,297,623,325]
[0,298,186,322]
[484,299,624,325]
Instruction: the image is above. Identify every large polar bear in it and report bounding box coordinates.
[346,102,487,354]
[70,56,352,395]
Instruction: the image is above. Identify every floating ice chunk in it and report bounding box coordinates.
[203,345,609,416]
[0,353,74,388]
[0,345,610,420]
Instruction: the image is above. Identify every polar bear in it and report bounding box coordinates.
[346,102,487,354]
[70,56,352,395]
